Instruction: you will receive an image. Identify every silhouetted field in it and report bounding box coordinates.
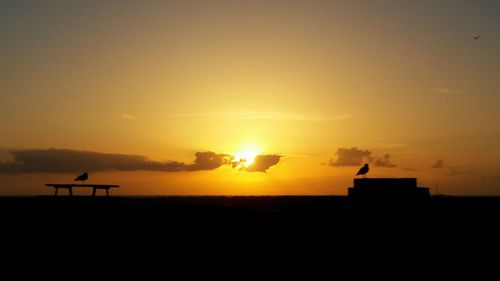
[2,195,500,234]
[2,195,500,261]
[0,196,495,273]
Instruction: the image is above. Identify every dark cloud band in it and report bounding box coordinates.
[329,147,372,166]
[0,149,280,173]
[329,147,396,168]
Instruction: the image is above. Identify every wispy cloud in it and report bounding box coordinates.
[380,143,408,149]
[448,166,475,176]
[369,137,408,149]
[160,111,351,122]
[431,159,444,168]
[121,113,137,120]
[433,87,456,95]
[402,167,419,171]
[430,159,474,176]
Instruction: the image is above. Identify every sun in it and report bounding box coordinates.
[232,146,261,169]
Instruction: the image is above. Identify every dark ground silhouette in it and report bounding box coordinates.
[2,195,500,270]
[2,195,500,238]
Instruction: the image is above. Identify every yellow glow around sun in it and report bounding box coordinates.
[233,146,261,168]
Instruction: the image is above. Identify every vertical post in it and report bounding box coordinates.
[69,187,73,196]
[54,188,58,196]
[92,187,96,197]
[106,188,109,197]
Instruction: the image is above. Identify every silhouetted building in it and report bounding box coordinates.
[348,178,430,201]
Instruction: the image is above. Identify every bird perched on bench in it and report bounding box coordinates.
[356,164,369,178]
[74,172,88,184]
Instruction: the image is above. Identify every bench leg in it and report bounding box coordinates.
[106,188,109,197]
[69,187,73,196]
[54,188,58,196]
[92,188,96,197]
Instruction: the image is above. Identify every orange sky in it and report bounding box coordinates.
[1,1,499,195]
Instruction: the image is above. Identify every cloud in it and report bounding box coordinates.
[433,88,455,95]
[328,148,398,168]
[161,111,351,122]
[431,159,444,168]
[185,151,231,171]
[448,166,474,176]
[374,154,396,168]
[121,113,137,120]
[0,148,14,162]
[429,159,474,176]
[0,149,281,173]
[402,167,419,171]
[329,147,372,166]
[0,149,189,173]
[244,155,281,172]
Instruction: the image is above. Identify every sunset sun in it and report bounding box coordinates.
[233,146,261,169]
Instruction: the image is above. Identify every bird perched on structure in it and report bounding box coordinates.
[356,164,369,178]
[74,172,88,184]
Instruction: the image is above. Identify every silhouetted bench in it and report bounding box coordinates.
[45,184,120,197]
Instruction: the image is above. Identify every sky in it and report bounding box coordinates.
[1,0,499,195]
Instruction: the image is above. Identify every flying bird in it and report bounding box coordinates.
[356,164,369,177]
[473,35,480,40]
[74,172,88,184]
